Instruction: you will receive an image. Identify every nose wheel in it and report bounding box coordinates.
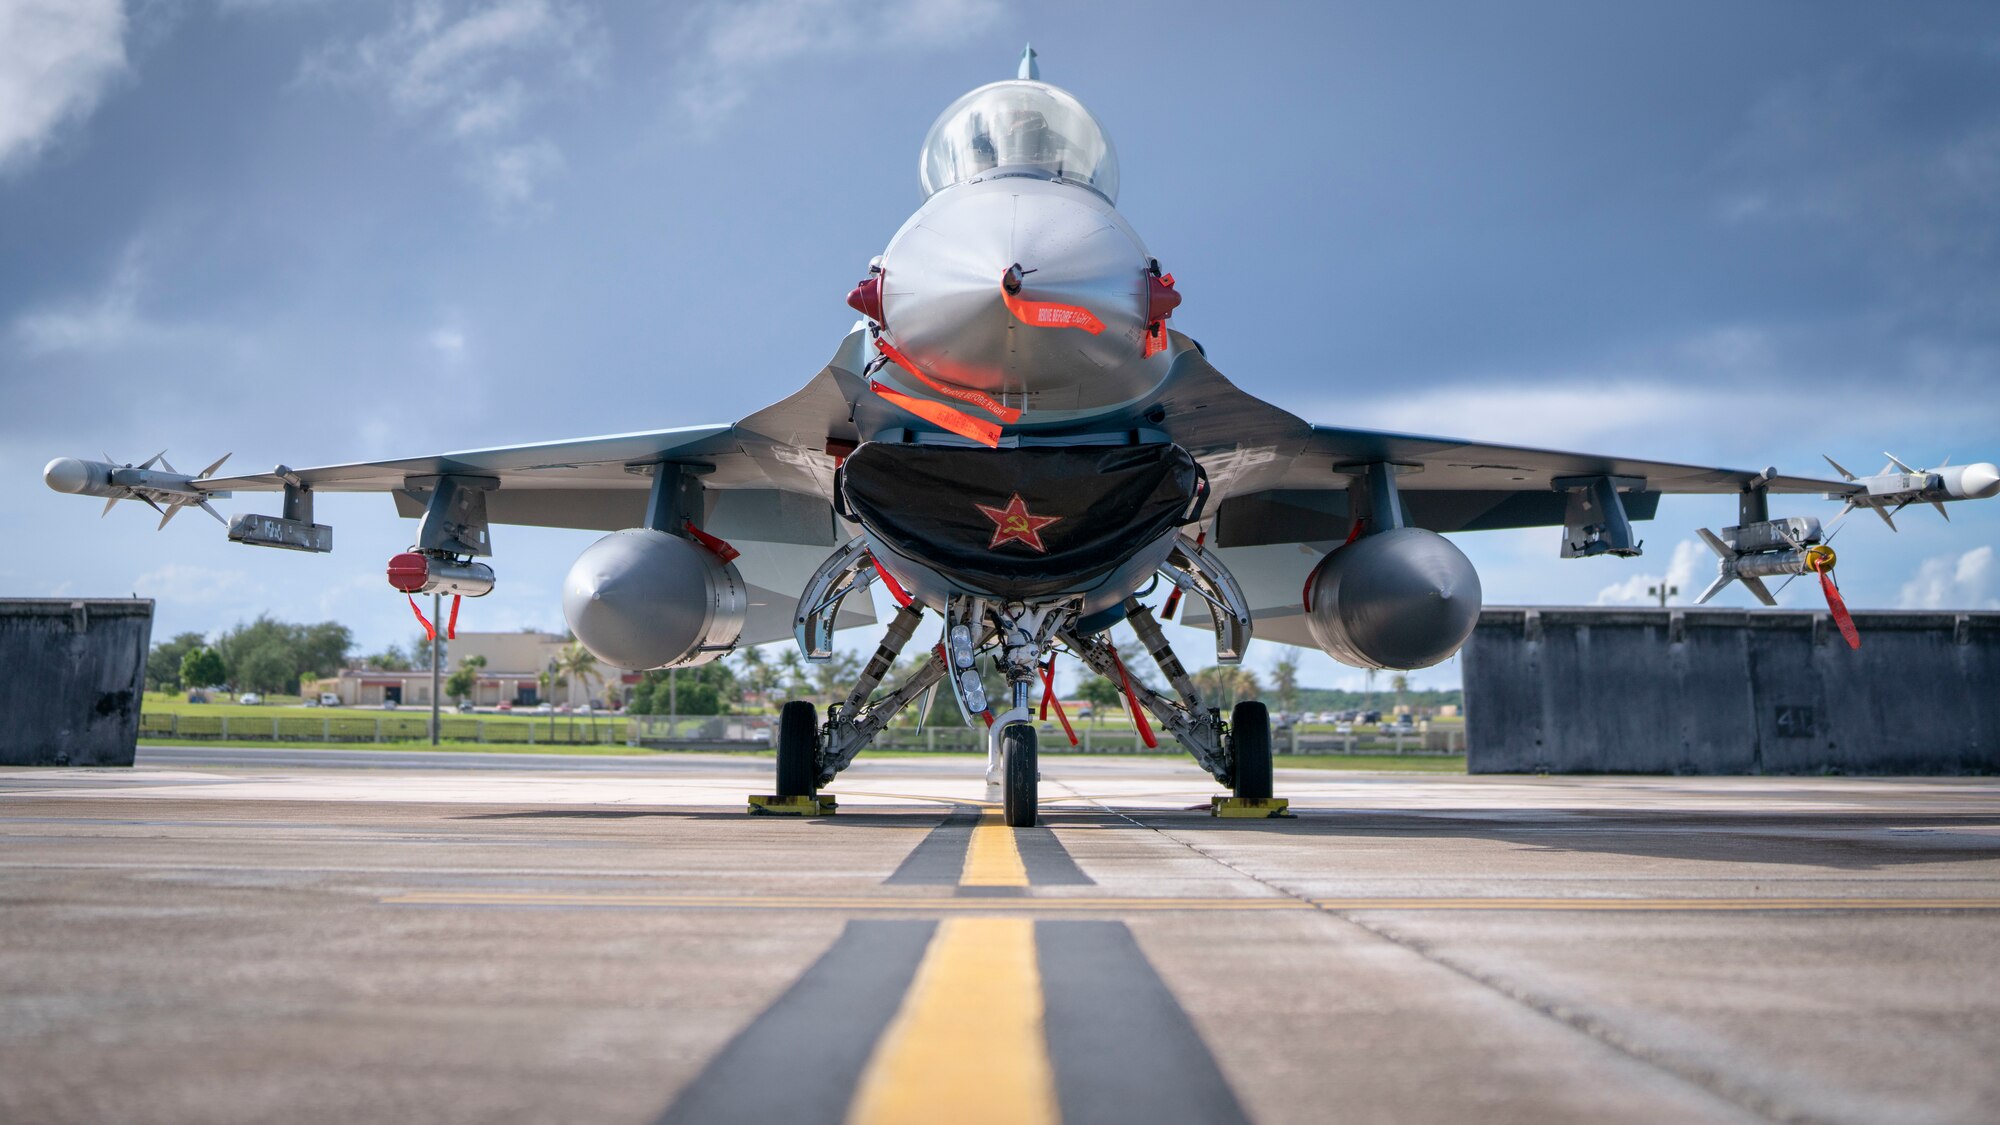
[1001,723,1039,827]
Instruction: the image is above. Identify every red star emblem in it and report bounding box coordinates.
[976,493,1060,553]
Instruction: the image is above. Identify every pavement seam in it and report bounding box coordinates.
[1330,912,1815,1125]
[1048,778,1806,1125]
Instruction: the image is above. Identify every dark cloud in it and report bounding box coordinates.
[3,0,1996,687]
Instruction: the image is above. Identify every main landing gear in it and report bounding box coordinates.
[758,533,1285,822]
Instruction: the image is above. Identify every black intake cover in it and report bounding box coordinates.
[840,443,1202,599]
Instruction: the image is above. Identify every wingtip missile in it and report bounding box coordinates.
[1823,452,1998,526]
[45,451,235,530]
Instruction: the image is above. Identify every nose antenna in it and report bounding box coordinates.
[1018,43,1039,80]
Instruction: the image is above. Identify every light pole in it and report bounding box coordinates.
[429,593,442,745]
[1648,582,1678,608]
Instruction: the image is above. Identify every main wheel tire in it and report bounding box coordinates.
[1231,701,1273,799]
[1002,723,1038,827]
[776,700,819,797]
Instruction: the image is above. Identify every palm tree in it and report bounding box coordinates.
[559,642,604,740]
[1391,672,1410,718]
[1272,654,1300,718]
[776,648,808,704]
[559,642,603,705]
[735,646,770,710]
[1193,665,1262,711]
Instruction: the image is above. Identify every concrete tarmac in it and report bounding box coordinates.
[3,747,1998,1124]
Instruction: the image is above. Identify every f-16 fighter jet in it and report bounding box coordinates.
[43,49,1999,825]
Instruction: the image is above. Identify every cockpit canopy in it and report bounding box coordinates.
[919,80,1120,203]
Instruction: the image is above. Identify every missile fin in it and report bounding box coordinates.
[159,454,179,475]
[157,504,179,530]
[1932,500,1951,521]
[101,496,120,517]
[1694,573,1732,605]
[1885,451,1918,474]
[197,452,231,479]
[1873,503,1897,531]
[1696,526,1732,559]
[198,499,226,526]
[1739,575,1778,607]
[1823,454,1857,481]
[139,450,166,471]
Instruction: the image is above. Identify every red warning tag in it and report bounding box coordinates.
[1818,571,1862,650]
[408,595,435,641]
[870,381,1002,447]
[874,336,1021,423]
[1000,272,1105,335]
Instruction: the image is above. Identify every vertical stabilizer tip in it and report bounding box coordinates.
[1018,44,1039,80]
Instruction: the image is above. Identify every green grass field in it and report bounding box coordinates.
[134,737,1463,771]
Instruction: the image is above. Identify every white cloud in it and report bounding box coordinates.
[427,325,467,358]
[1896,546,2000,610]
[1594,538,1708,606]
[0,0,128,173]
[672,0,1001,132]
[12,241,148,353]
[134,563,259,607]
[301,0,601,211]
[479,137,562,209]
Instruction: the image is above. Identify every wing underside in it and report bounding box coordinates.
[198,341,879,645]
[1144,339,1851,649]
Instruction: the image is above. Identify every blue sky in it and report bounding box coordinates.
[2,0,1997,692]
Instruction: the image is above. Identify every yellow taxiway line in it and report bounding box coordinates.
[846,918,1058,1125]
[960,809,1030,887]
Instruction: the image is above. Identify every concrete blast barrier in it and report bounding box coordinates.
[0,598,154,767]
[1465,607,1998,774]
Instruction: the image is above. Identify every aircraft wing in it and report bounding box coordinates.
[1152,336,1853,648]
[193,339,876,645]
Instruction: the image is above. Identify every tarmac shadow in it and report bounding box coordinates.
[1139,809,2000,870]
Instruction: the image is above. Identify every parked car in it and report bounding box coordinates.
[239,693,263,706]
[318,692,341,707]
[497,701,514,712]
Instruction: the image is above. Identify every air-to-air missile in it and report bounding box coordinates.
[42,453,232,529]
[1822,454,2000,529]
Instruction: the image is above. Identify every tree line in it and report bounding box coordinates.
[148,614,1446,715]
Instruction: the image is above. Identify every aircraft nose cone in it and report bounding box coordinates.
[44,457,90,494]
[878,178,1159,410]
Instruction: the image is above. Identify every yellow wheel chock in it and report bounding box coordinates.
[1211,796,1291,818]
[748,794,838,816]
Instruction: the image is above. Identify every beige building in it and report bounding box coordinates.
[326,632,636,708]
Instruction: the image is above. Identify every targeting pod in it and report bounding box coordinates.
[387,552,495,598]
